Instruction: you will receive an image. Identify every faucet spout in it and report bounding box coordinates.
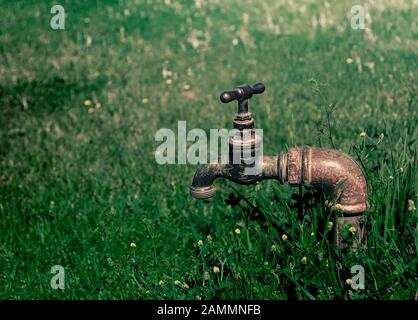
[190,156,280,199]
[189,158,232,199]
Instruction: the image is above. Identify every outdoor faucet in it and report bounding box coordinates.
[190,83,369,246]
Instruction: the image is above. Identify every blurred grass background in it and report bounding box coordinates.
[0,0,417,299]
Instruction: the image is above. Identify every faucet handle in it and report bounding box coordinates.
[220,83,265,103]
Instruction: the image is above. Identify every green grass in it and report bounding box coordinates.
[0,0,417,299]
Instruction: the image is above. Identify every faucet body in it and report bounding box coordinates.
[190,147,369,246]
[190,83,369,246]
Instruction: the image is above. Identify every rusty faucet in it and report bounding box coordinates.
[190,83,369,246]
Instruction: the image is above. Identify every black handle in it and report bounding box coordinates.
[220,83,265,103]
[220,90,241,103]
[251,82,265,95]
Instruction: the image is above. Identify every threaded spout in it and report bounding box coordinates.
[190,156,279,200]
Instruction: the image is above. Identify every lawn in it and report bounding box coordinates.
[0,0,417,299]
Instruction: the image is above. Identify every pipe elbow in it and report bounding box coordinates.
[284,147,369,215]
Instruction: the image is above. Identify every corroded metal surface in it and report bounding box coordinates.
[190,147,369,246]
[286,147,370,215]
[190,83,369,247]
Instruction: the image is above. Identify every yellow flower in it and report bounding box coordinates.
[234,228,241,235]
[301,256,308,264]
[408,199,416,211]
[348,226,357,234]
[379,133,385,140]
[174,280,181,286]
[328,221,333,230]
[130,242,137,248]
[281,234,288,241]
[359,131,367,138]
[159,280,164,286]
[213,266,220,273]
[183,84,190,91]
[346,278,352,285]
[197,239,203,246]
[346,57,353,64]
[311,232,315,236]
[389,176,394,181]
[183,283,190,289]
[270,244,276,252]
[335,203,343,211]
[165,79,173,85]
[84,99,92,106]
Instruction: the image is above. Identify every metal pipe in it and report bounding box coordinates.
[190,147,369,246]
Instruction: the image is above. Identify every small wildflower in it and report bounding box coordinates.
[400,167,404,173]
[365,62,375,70]
[281,234,288,241]
[270,244,276,252]
[84,99,92,106]
[379,133,385,140]
[183,84,190,91]
[159,280,164,286]
[263,261,269,267]
[86,34,92,47]
[207,234,212,244]
[174,280,181,286]
[335,203,343,211]
[301,256,308,264]
[389,175,394,181]
[359,131,367,138]
[88,107,95,113]
[408,199,416,211]
[183,283,190,289]
[197,239,203,247]
[50,201,55,207]
[204,271,210,281]
[130,242,137,248]
[311,232,315,236]
[234,228,241,235]
[142,98,149,104]
[348,226,357,234]
[346,278,352,285]
[328,221,333,230]
[346,57,353,64]
[213,266,220,273]
[165,79,173,85]
[232,38,239,46]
